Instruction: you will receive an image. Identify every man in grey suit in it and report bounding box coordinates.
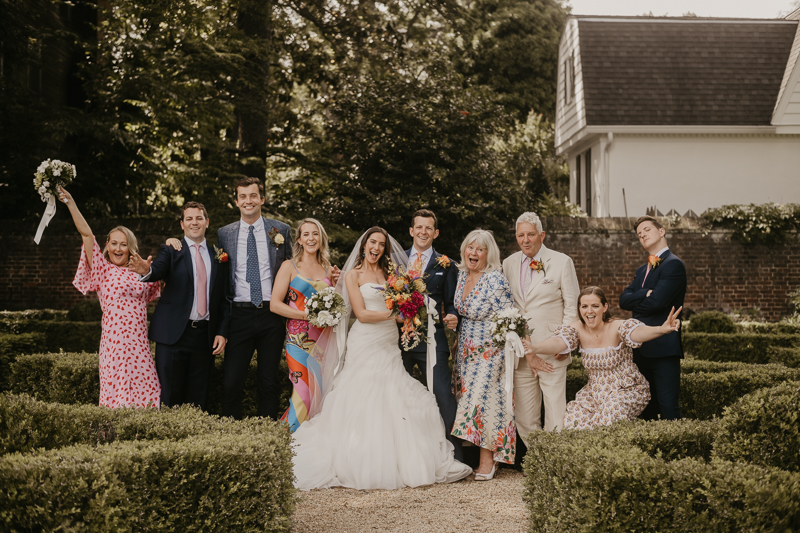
[217,177,292,419]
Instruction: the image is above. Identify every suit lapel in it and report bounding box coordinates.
[263,217,278,280]
[181,238,194,289]
[424,249,440,276]
[525,247,549,300]
[507,251,522,301]
[207,241,217,290]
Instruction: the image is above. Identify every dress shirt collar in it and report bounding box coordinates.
[521,249,543,266]
[239,217,264,232]
[184,236,206,249]
[410,246,434,263]
[654,246,669,258]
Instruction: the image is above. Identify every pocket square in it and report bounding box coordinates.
[435,272,444,276]
[543,278,554,284]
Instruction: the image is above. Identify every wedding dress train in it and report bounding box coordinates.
[292,283,472,490]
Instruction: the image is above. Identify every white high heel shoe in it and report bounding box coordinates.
[474,462,497,481]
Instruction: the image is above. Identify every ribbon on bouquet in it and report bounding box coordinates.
[34,195,57,245]
[503,330,526,417]
[424,297,440,393]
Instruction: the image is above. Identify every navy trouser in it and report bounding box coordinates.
[633,352,682,420]
[155,320,214,411]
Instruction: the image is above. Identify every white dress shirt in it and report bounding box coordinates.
[654,246,670,258]
[234,218,273,302]
[185,236,211,321]
[409,246,434,271]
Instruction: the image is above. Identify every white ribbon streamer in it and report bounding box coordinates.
[424,296,440,393]
[34,195,57,245]
[504,330,526,416]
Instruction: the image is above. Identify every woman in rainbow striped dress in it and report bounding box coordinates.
[271,218,340,431]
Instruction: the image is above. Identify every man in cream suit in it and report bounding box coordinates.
[503,212,579,441]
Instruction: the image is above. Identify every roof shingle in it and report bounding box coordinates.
[577,18,798,126]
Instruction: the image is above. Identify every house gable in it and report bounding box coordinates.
[773,8,800,132]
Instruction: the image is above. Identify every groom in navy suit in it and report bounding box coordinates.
[619,215,686,420]
[130,201,229,411]
[217,177,292,420]
[401,209,463,460]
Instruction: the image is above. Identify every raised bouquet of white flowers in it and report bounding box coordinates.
[490,307,531,348]
[33,159,77,244]
[305,287,346,328]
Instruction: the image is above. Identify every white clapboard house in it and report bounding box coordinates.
[554,11,800,217]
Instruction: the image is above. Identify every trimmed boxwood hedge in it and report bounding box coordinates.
[0,319,101,352]
[685,310,737,333]
[0,395,295,532]
[523,420,800,532]
[683,332,800,366]
[565,358,800,419]
[713,381,800,472]
[9,352,292,417]
[0,332,46,391]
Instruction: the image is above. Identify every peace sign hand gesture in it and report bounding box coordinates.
[661,306,682,334]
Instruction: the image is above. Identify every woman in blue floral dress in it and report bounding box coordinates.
[452,229,516,480]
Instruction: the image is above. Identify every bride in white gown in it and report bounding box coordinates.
[292,227,472,490]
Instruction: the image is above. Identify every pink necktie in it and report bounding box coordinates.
[642,265,651,288]
[194,244,208,316]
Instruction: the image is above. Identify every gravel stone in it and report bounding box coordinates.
[291,469,527,532]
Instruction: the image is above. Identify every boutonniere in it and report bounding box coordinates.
[436,255,451,269]
[268,227,285,247]
[530,258,546,276]
[647,255,662,269]
[213,245,228,263]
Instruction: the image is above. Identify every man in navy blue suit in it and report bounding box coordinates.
[129,201,229,411]
[619,215,686,420]
[400,209,463,460]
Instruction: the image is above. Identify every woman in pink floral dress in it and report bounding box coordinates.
[59,187,161,408]
[524,286,681,430]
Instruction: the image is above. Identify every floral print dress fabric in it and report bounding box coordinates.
[558,319,651,429]
[73,237,161,408]
[452,269,516,464]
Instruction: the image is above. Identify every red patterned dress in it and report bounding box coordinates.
[73,238,161,408]
[556,319,650,430]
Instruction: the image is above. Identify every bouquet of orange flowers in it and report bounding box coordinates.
[379,260,430,350]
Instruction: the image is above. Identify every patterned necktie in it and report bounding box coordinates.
[246,225,262,305]
[523,256,533,294]
[414,252,424,272]
[193,244,208,316]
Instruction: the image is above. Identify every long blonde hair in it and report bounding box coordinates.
[103,226,139,262]
[292,218,331,271]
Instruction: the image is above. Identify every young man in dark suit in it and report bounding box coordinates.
[619,215,687,420]
[401,209,462,460]
[129,201,229,411]
[216,177,291,420]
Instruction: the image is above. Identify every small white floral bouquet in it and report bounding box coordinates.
[33,159,77,244]
[490,307,531,348]
[34,159,76,203]
[305,287,346,328]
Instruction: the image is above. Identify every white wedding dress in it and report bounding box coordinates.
[292,283,473,490]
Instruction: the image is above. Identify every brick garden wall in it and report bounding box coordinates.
[1,217,799,320]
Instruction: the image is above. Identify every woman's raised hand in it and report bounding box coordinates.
[128,252,153,276]
[166,238,182,251]
[661,306,682,333]
[57,186,73,204]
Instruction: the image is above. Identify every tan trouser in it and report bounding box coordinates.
[514,362,567,445]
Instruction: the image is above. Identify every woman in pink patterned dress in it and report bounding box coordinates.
[524,286,681,430]
[59,187,161,408]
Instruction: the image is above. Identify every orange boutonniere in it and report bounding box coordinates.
[436,255,451,269]
[530,259,545,275]
[648,255,662,269]
[213,245,228,263]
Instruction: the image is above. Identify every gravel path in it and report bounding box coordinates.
[291,469,527,533]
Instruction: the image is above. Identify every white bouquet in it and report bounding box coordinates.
[490,307,531,348]
[305,287,346,328]
[34,159,76,203]
[33,159,77,244]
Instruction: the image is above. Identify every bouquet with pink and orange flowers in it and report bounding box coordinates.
[379,260,430,350]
